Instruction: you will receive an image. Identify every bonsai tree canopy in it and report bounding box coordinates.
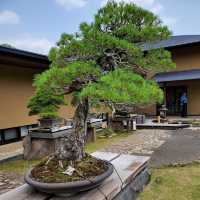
[28,0,175,162]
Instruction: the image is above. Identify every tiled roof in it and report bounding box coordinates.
[154,69,200,82]
[142,35,200,51]
[0,46,48,61]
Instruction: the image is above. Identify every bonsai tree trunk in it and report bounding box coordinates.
[55,98,89,162]
[73,98,89,160]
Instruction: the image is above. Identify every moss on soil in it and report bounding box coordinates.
[31,155,108,183]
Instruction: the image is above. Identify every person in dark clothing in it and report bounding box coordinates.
[180,92,188,117]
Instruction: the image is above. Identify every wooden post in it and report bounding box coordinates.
[157,115,161,123]
[86,127,96,143]
[127,119,129,132]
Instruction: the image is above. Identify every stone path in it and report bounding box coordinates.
[103,129,171,155]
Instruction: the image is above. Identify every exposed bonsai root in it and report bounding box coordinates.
[59,160,64,169]
[45,155,55,166]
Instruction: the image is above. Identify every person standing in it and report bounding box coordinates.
[180,92,188,117]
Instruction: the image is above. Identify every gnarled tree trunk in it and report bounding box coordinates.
[55,98,89,162]
[73,98,89,160]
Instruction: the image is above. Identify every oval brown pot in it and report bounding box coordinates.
[25,160,113,196]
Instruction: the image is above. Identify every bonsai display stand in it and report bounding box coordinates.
[111,117,136,132]
[23,126,73,160]
[86,126,96,142]
[86,118,106,142]
[110,115,145,132]
[0,152,150,200]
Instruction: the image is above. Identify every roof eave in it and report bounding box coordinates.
[0,46,49,62]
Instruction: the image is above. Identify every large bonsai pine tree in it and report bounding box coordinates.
[28,0,175,162]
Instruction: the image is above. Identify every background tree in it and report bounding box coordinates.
[28,0,175,162]
[1,43,15,48]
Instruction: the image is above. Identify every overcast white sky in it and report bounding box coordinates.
[0,0,199,54]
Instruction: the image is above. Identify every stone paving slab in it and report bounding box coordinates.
[136,123,190,129]
[91,152,119,161]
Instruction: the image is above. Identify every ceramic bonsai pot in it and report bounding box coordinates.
[25,160,113,196]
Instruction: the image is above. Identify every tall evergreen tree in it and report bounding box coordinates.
[28,0,175,161]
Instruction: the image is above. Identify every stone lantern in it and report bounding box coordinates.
[159,104,168,120]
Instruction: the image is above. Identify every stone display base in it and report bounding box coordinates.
[111,117,136,132]
[23,128,73,160]
[0,152,150,200]
[23,121,102,160]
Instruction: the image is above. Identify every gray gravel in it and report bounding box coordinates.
[103,129,170,155]
[150,128,200,167]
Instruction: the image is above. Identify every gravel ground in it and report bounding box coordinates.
[150,128,200,167]
[103,128,200,168]
[103,129,171,155]
[0,141,24,195]
[0,172,23,195]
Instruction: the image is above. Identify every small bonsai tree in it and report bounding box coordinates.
[28,0,175,162]
[28,75,66,119]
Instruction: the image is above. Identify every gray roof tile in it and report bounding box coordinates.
[154,69,200,82]
[142,35,200,51]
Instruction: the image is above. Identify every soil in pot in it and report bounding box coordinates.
[31,155,108,183]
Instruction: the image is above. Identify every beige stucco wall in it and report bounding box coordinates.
[58,95,75,120]
[0,65,75,130]
[135,105,156,116]
[187,80,200,115]
[171,45,200,72]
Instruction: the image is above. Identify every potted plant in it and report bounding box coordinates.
[27,87,65,128]
[25,0,175,196]
[38,111,62,129]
